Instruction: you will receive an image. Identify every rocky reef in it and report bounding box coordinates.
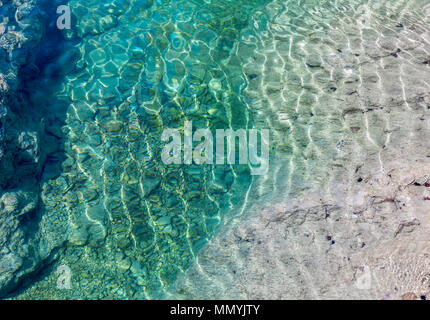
[0,0,73,296]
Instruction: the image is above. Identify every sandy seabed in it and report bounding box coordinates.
[168,0,430,300]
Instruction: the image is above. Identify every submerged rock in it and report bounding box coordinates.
[0,0,70,296]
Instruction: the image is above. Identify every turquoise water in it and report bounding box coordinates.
[9,0,430,299]
[14,0,271,299]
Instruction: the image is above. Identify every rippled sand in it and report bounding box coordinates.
[167,0,430,300]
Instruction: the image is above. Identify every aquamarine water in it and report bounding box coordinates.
[8,0,430,299]
[12,0,271,299]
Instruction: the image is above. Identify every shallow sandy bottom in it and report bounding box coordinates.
[167,0,430,300]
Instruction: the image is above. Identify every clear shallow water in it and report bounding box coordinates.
[15,0,271,299]
[12,0,430,299]
[165,0,430,299]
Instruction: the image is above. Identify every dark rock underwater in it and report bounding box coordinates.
[0,0,79,296]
